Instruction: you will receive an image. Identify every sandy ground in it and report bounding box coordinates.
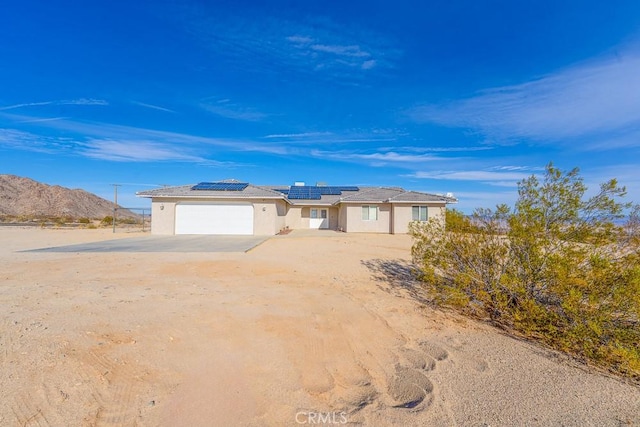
[1,228,638,426]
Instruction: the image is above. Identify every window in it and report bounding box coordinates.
[362,205,378,220]
[412,206,428,221]
[311,209,327,219]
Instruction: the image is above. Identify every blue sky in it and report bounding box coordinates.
[1,0,639,212]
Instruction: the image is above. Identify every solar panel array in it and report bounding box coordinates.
[191,182,249,191]
[189,182,359,197]
[286,186,359,200]
[287,186,323,199]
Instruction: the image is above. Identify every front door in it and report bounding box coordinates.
[309,208,329,229]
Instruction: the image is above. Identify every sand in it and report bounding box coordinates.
[1,228,638,426]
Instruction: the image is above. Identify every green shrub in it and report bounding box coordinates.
[411,163,640,380]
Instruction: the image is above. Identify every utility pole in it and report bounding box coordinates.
[112,184,121,233]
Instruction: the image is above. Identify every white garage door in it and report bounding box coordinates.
[175,203,254,235]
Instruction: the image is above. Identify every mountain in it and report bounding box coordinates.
[0,174,138,219]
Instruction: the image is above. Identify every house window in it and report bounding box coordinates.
[310,209,327,219]
[412,206,428,221]
[362,205,378,221]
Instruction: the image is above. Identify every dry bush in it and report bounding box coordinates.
[411,163,640,379]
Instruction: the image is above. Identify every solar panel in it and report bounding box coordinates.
[318,187,342,195]
[283,185,359,199]
[191,182,249,191]
[287,186,322,200]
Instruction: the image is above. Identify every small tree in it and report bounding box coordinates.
[411,163,640,378]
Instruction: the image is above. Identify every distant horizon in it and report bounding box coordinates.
[1,1,639,213]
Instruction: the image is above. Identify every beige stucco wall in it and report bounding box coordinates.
[274,200,288,233]
[328,207,339,230]
[343,203,392,233]
[149,198,284,235]
[285,206,305,229]
[338,205,348,231]
[150,200,177,235]
[252,200,283,235]
[300,207,312,228]
[391,203,446,234]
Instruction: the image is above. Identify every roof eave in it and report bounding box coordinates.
[137,193,286,200]
[337,200,388,204]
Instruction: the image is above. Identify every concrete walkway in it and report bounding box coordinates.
[24,234,269,253]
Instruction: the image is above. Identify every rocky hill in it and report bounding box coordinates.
[0,174,138,220]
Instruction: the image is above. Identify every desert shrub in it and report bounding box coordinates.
[54,217,67,226]
[101,215,114,225]
[444,208,477,233]
[411,163,640,379]
[118,217,138,225]
[77,217,91,224]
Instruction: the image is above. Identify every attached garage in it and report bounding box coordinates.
[175,203,254,235]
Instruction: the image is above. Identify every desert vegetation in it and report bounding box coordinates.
[0,214,145,230]
[411,163,640,380]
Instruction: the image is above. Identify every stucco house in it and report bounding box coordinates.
[136,180,457,236]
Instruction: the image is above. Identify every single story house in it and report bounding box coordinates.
[136,180,457,236]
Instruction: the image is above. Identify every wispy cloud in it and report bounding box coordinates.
[309,43,370,58]
[0,128,74,154]
[0,126,247,164]
[0,112,296,162]
[378,145,493,153]
[287,34,390,71]
[312,149,449,166]
[410,48,640,147]
[285,36,381,70]
[261,129,399,145]
[174,4,398,79]
[405,167,538,186]
[264,132,333,139]
[200,99,268,122]
[0,98,108,111]
[0,101,53,111]
[17,117,67,123]
[80,139,208,163]
[131,101,175,113]
[64,98,108,106]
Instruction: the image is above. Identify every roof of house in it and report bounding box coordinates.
[137,183,284,199]
[136,181,457,205]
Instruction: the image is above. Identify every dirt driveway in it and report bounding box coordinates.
[1,228,638,426]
